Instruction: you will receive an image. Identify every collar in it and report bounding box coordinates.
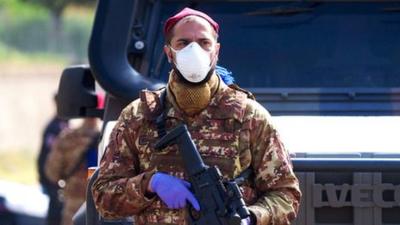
[165,75,247,123]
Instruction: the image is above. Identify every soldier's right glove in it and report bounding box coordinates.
[149,172,200,210]
[241,217,252,225]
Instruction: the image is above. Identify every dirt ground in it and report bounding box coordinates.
[0,61,65,153]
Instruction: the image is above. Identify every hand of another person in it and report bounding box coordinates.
[149,172,200,210]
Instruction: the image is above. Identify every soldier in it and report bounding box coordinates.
[92,7,301,225]
[37,94,68,225]
[45,117,100,225]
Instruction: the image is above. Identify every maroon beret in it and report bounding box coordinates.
[163,7,219,35]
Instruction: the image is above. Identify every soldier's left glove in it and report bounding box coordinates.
[149,172,200,210]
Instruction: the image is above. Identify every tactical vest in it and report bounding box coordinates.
[133,85,257,225]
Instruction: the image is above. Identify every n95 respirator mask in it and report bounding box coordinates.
[170,42,213,84]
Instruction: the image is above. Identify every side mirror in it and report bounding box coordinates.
[57,65,103,119]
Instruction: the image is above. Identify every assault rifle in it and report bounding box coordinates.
[155,124,250,225]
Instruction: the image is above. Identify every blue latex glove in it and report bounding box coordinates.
[150,172,200,210]
[241,216,252,225]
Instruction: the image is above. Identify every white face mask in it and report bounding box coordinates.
[170,42,213,83]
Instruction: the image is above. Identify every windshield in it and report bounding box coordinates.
[150,2,400,88]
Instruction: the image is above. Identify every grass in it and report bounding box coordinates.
[0,150,39,185]
[0,42,67,64]
[0,42,68,79]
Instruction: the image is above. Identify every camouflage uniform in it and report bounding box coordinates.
[45,122,99,225]
[92,77,301,225]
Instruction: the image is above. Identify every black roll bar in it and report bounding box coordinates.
[89,0,164,101]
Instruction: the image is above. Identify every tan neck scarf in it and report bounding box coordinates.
[168,71,219,116]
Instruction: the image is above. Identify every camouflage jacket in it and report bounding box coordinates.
[45,124,99,225]
[92,79,301,225]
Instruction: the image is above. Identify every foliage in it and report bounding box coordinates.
[22,0,95,16]
[63,12,94,62]
[0,0,47,17]
[0,0,94,63]
[0,13,51,52]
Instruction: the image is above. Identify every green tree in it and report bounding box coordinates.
[22,0,95,51]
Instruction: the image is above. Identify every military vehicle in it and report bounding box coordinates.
[56,1,400,225]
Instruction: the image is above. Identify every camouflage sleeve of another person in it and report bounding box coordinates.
[245,99,301,225]
[92,100,156,218]
[44,130,68,184]
[45,126,92,182]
